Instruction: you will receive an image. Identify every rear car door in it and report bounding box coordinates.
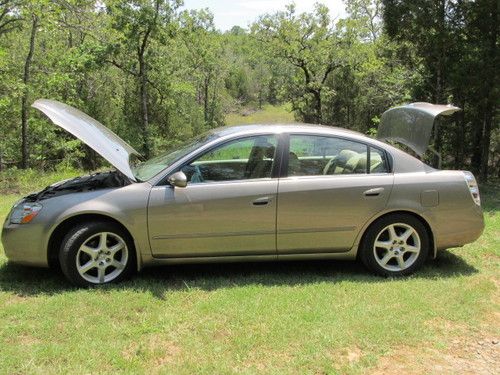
[277,133,394,254]
[148,134,280,258]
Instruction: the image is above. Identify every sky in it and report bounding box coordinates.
[182,0,347,31]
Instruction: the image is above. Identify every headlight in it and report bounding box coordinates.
[9,202,43,224]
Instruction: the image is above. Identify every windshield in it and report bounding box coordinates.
[131,133,218,181]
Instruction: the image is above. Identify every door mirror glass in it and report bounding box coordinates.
[167,171,188,188]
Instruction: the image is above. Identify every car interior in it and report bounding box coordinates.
[180,135,388,183]
[288,149,386,176]
[182,137,276,183]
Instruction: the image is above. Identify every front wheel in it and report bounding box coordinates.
[59,221,135,286]
[359,214,429,277]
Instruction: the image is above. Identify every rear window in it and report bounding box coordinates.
[288,134,389,176]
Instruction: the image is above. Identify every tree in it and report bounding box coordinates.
[0,0,495,180]
[253,4,345,123]
[383,0,498,180]
[106,0,182,157]
[346,0,382,42]
[320,0,414,131]
[20,12,37,168]
[180,9,225,127]
[464,0,498,181]
[0,0,21,36]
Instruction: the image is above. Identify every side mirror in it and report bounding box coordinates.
[167,171,187,188]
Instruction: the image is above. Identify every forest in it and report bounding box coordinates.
[0,0,498,181]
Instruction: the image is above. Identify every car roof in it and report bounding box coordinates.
[211,123,384,146]
[213,123,362,137]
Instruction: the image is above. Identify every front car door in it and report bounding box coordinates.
[277,133,394,254]
[148,134,280,258]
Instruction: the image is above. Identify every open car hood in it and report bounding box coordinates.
[32,99,141,181]
[377,102,461,156]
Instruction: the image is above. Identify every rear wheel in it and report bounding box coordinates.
[359,214,429,277]
[59,221,135,286]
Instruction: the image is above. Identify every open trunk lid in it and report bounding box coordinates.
[377,102,461,157]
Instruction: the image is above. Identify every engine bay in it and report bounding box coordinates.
[24,171,132,202]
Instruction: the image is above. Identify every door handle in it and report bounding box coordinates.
[252,197,271,206]
[364,187,384,197]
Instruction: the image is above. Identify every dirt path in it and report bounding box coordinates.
[371,285,499,375]
[371,334,499,374]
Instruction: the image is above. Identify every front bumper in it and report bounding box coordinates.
[1,221,49,267]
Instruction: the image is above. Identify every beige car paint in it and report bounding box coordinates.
[1,102,484,274]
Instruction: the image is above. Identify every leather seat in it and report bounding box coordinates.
[245,141,275,179]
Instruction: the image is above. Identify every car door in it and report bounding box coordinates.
[148,134,280,258]
[277,133,394,254]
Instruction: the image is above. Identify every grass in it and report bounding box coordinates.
[226,103,296,125]
[0,167,83,195]
[0,171,499,374]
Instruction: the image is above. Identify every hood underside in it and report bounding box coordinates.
[377,102,461,156]
[32,99,141,181]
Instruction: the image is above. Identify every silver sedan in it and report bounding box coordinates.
[1,100,484,285]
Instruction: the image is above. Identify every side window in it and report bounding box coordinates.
[288,135,368,176]
[369,147,389,173]
[181,135,277,183]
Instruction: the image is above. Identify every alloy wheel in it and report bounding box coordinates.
[373,223,421,272]
[75,232,128,284]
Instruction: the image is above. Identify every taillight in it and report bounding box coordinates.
[463,171,481,206]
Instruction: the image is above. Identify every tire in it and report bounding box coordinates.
[359,213,429,277]
[59,221,136,286]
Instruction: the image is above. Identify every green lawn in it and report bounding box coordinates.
[226,104,296,125]
[0,171,498,374]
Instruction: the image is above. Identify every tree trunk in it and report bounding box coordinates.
[21,14,38,169]
[480,110,492,181]
[470,112,483,176]
[204,74,210,123]
[433,118,442,168]
[454,98,465,169]
[432,0,446,168]
[299,64,322,124]
[347,105,351,128]
[313,89,322,124]
[138,54,150,158]
[479,0,498,182]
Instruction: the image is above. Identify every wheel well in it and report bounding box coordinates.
[47,214,136,269]
[359,210,435,259]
